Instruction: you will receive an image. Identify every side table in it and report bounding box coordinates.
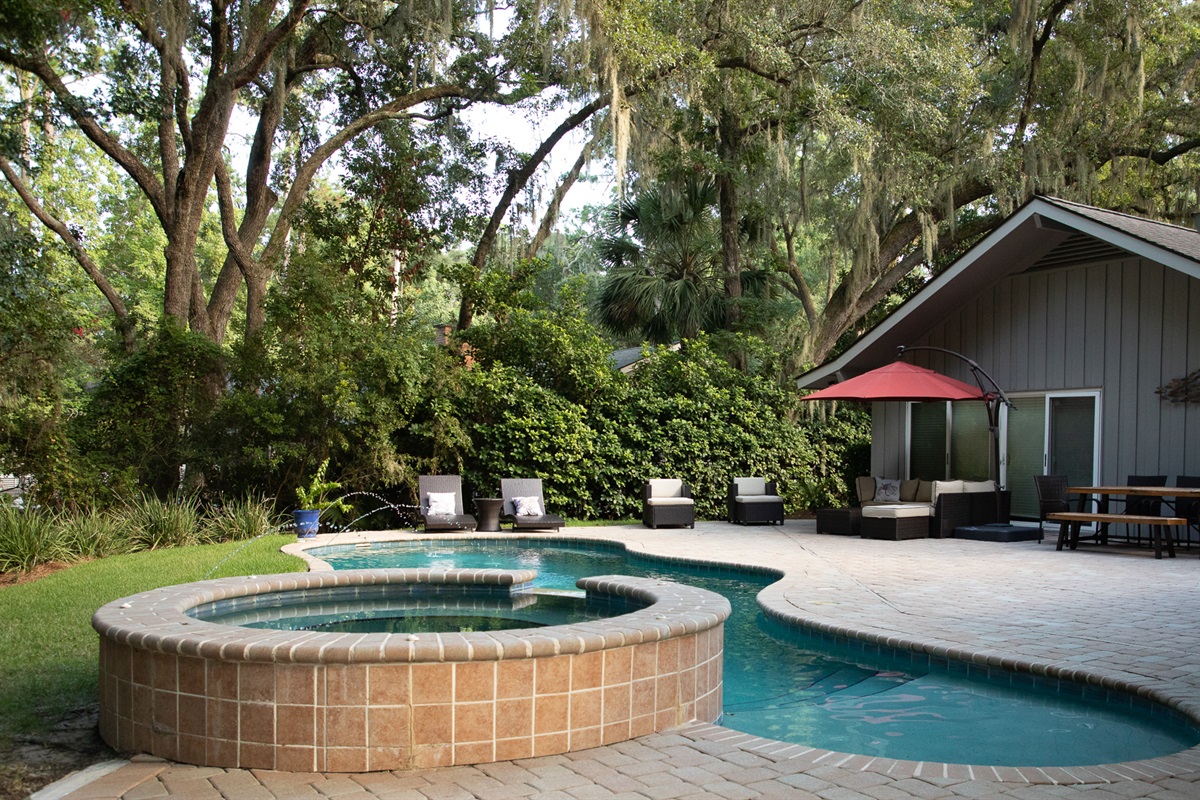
[474,498,504,532]
[815,507,861,536]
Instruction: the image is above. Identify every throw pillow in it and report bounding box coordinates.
[874,478,902,503]
[963,480,996,493]
[513,495,543,516]
[426,492,456,516]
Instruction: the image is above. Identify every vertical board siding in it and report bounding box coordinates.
[1161,269,1189,479]
[874,256,1200,486]
[1045,271,1067,390]
[1137,261,1165,473]
[1187,279,1200,475]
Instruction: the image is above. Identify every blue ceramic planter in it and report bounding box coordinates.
[293,509,320,538]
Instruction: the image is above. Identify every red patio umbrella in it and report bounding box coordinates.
[801,361,986,403]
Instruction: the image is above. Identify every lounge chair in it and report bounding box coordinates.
[417,475,477,532]
[643,479,695,529]
[500,478,565,532]
[727,477,785,525]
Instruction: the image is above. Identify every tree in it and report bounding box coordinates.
[594,175,726,343]
[0,0,590,345]
[779,0,1200,365]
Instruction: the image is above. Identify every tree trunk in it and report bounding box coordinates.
[458,95,610,331]
[717,111,743,328]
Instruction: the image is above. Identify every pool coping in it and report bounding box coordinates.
[282,527,1200,785]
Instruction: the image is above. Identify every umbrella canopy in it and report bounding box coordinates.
[801,361,986,403]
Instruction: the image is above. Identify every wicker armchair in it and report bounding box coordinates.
[727,477,785,525]
[642,479,695,529]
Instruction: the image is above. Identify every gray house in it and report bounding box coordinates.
[796,196,1200,519]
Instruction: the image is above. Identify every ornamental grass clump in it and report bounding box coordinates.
[0,505,67,573]
[59,506,134,559]
[202,494,280,542]
[126,493,202,550]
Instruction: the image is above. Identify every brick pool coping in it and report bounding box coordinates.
[92,568,729,772]
[279,528,1200,785]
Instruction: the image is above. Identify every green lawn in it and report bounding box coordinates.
[0,535,304,741]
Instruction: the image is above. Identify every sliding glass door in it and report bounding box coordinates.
[908,401,993,482]
[908,392,1100,520]
[1003,392,1100,519]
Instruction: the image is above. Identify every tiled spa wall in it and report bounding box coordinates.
[93,569,730,772]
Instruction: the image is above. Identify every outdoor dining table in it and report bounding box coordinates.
[1051,485,1200,558]
[1068,485,1200,514]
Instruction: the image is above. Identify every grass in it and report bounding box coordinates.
[0,534,304,742]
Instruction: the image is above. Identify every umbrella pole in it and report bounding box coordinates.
[898,345,1015,523]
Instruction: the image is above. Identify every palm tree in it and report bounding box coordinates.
[594,176,726,343]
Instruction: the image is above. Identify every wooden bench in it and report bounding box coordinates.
[1048,512,1186,559]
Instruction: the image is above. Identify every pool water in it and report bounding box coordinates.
[196,587,628,634]
[315,539,1200,766]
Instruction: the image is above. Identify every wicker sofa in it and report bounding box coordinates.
[855,476,1011,538]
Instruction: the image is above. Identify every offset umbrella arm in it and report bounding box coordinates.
[896,346,1015,411]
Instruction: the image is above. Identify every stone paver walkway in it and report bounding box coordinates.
[45,521,1200,799]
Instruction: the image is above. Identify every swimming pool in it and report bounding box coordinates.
[313,537,1200,766]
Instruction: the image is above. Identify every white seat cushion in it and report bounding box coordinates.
[735,494,783,504]
[932,479,965,504]
[861,503,933,519]
[647,497,694,506]
[733,477,767,496]
[647,479,685,498]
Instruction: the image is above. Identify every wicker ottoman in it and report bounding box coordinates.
[816,508,862,536]
[861,504,932,540]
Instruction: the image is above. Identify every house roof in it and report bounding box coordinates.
[611,341,681,373]
[796,196,1200,390]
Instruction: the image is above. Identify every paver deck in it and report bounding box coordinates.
[43,520,1200,799]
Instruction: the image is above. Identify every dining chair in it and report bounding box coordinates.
[1033,475,1069,543]
[1124,475,1167,545]
[1174,476,1200,548]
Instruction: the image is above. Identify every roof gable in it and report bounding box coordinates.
[796,196,1200,389]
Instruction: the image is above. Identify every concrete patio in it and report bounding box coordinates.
[43,519,1200,799]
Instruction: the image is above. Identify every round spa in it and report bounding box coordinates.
[92,569,730,772]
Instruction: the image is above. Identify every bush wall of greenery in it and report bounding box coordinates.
[1,256,870,530]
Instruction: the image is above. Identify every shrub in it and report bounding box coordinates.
[0,506,66,573]
[201,494,281,543]
[124,494,202,550]
[59,506,134,559]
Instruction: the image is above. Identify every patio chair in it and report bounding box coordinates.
[727,477,785,525]
[643,479,695,529]
[417,475,477,533]
[500,478,565,532]
[1174,475,1200,547]
[1123,475,1167,545]
[1034,475,1070,542]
